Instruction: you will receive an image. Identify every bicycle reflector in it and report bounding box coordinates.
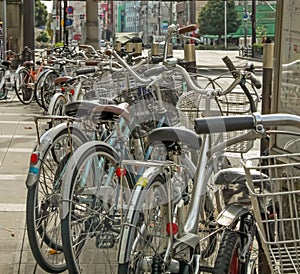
[115,167,126,177]
[70,89,75,96]
[30,152,39,165]
[166,223,178,235]
[61,87,65,92]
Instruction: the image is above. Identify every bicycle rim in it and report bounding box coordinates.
[34,70,49,108]
[0,70,8,100]
[119,176,173,274]
[61,144,133,274]
[41,71,58,111]
[15,69,35,104]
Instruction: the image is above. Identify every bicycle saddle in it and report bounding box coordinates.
[54,76,74,85]
[1,60,11,67]
[23,60,34,67]
[147,126,202,150]
[65,100,130,122]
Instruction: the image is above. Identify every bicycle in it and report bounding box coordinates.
[14,47,47,104]
[114,24,264,274]
[59,39,263,274]
[0,51,15,100]
[193,112,300,274]
[26,52,183,273]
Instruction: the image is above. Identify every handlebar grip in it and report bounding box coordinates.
[178,24,197,34]
[143,66,167,78]
[249,73,262,89]
[222,56,239,79]
[75,67,97,75]
[194,115,255,134]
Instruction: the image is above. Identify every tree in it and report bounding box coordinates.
[36,31,50,43]
[35,0,48,28]
[198,0,241,45]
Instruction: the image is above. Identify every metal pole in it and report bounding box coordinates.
[224,0,227,49]
[244,0,248,48]
[251,0,256,57]
[3,0,7,60]
[262,42,274,115]
[260,42,274,156]
[23,0,35,61]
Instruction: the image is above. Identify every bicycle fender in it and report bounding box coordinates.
[39,69,55,86]
[216,203,249,227]
[25,123,88,189]
[118,166,165,263]
[60,141,120,220]
[47,92,66,115]
[14,65,27,75]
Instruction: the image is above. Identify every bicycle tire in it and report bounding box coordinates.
[118,174,172,274]
[0,70,8,100]
[47,93,67,127]
[14,67,35,104]
[60,142,133,274]
[40,70,59,111]
[212,230,245,274]
[34,69,54,108]
[26,126,88,273]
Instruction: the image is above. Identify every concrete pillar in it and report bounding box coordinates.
[85,0,99,50]
[1,1,23,55]
[23,0,34,51]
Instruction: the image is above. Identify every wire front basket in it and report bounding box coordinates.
[242,153,300,273]
[176,89,258,153]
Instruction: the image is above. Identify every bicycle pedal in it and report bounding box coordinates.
[95,233,115,249]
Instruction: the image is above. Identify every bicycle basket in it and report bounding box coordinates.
[176,89,258,153]
[242,153,300,273]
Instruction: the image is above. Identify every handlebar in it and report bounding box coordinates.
[222,55,261,89]
[75,67,99,75]
[194,112,300,135]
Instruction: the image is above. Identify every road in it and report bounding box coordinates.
[0,49,263,273]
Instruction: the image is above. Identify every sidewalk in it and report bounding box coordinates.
[0,94,50,273]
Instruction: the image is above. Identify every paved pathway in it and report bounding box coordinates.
[0,93,53,273]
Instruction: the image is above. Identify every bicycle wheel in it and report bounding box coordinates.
[14,67,35,104]
[40,70,59,111]
[34,69,54,108]
[0,70,8,100]
[118,175,176,274]
[60,142,133,274]
[47,93,67,127]
[26,126,88,273]
[213,230,246,274]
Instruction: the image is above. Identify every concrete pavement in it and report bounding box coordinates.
[0,50,263,273]
[0,94,51,273]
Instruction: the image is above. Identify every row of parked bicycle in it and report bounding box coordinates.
[22,24,300,274]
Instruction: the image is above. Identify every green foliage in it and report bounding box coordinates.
[35,0,48,28]
[54,42,64,48]
[256,25,267,43]
[198,0,241,42]
[36,31,50,43]
[46,15,54,43]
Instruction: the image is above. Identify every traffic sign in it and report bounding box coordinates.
[243,13,249,20]
[66,6,74,14]
[65,18,73,27]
